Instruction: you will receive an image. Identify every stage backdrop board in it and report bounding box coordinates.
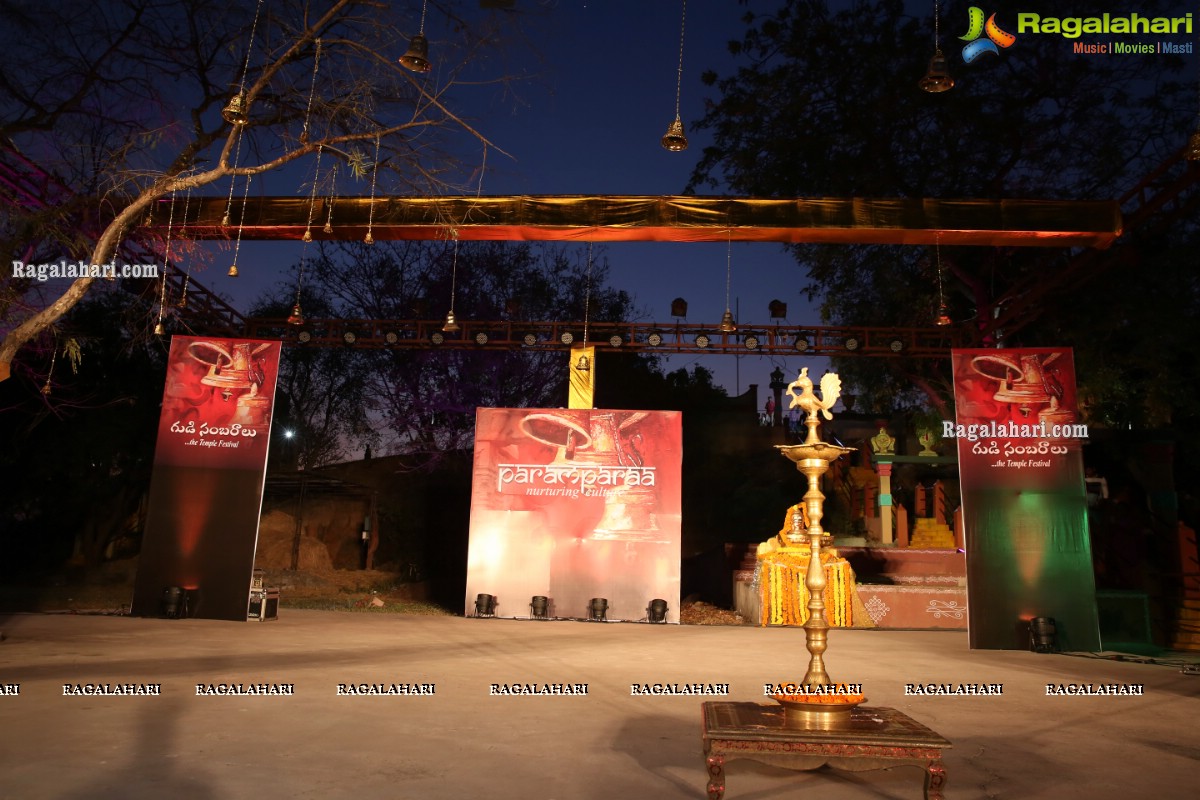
[466,408,682,623]
[951,347,1100,651]
[132,337,281,621]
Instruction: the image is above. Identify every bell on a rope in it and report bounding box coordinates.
[287,303,305,326]
[302,228,313,243]
[661,116,688,151]
[575,354,591,372]
[935,303,952,326]
[154,319,166,336]
[221,212,231,227]
[364,231,374,245]
[442,310,460,333]
[228,263,239,278]
[222,91,249,125]
[41,380,51,396]
[1187,127,1200,161]
[177,294,188,309]
[323,220,333,234]
[399,34,432,73]
[918,49,954,93]
[719,309,737,333]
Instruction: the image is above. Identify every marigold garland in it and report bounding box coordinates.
[758,548,854,628]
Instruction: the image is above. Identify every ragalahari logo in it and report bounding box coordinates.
[960,7,1017,63]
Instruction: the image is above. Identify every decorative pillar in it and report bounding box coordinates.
[878,463,894,544]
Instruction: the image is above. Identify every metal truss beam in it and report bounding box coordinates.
[243,318,965,357]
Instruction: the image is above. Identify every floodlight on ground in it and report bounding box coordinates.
[647,599,668,623]
[530,596,550,620]
[588,598,609,622]
[474,593,496,618]
[1030,616,1058,653]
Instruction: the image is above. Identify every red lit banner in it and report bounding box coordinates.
[466,408,682,622]
[950,347,1100,650]
[132,337,281,621]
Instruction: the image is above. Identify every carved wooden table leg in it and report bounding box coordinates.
[925,759,947,800]
[705,754,725,800]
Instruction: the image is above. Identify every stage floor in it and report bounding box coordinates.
[1,610,1197,799]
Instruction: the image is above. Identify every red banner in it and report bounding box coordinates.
[132,337,281,621]
[950,347,1100,650]
[466,408,682,622]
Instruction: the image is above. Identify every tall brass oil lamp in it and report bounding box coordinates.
[773,369,859,724]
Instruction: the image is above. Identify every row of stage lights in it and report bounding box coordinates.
[291,325,909,353]
[473,594,670,624]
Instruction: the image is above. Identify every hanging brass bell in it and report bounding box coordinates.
[1187,127,1200,161]
[302,228,313,243]
[919,49,954,93]
[364,231,374,245]
[287,303,305,326]
[399,34,432,73]
[935,303,952,326]
[228,263,239,277]
[442,310,460,333]
[719,309,737,333]
[154,319,166,336]
[222,91,249,125]
[661,117,688,151]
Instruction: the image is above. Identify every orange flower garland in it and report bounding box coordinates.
[759,548,854,628]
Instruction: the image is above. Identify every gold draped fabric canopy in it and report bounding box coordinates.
[164,194,1122,248]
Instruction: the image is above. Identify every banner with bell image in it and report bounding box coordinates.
[466,408,682,622]
[132,336,281,621]
[950,347,1100,651]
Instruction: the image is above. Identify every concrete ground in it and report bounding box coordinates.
[1,610,1197,800]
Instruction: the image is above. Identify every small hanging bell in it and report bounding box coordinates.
[441,310,460,333]
[1187,127,1200,161]
[936,304,952,326]
[399,34,432,73]
[228,263,239,277]
[302,228,313,243]
[918,49,954,93]
[222,91,249,125]
[575,354,591,372]
[323,220,333,234]
[287,303,305,326]
[364,231,374,245]
[719,310,737,333]
[661,117,688,152]
[154,319,166,336]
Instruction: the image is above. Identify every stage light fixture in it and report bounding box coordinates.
[647,331,663,347]
[889,338,904,353]
[608,334,624,348]
[768,299,788,319]
[384,331,399,345]
[1029,616,1057,653]
[342,331,357,345]
[474,593,497,618]
[793,336,809,352]
[744,334,760,350]
[161,586,187,619]
[530,596,550,620]
[588,597,609,622]
[297,330,312,344]
[695,333,710,348]
[671,298,688,318]
[474,331,489,345]
[560,331,575,345]
[844,336,860,351]
[522,332,538,347]
[647,599,668,623]
[430,331,445,345]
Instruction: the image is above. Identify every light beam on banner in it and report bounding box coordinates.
[569,243,595,409]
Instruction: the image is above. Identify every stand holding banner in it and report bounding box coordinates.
[950,347,1100,651]
[132,337,281,621]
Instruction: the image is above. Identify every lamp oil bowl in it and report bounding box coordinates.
[769,682,866,728]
